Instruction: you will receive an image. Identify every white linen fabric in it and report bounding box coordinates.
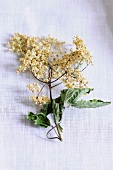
[0,0,113,169]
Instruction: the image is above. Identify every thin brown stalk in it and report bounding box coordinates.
[51,82,62,88]
[32,72,48,84]
[48,67,63,141]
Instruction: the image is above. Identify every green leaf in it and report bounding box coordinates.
[61,88,94,106]
[40,102,52,115]
[34,112,51,128]
[71,99,111,108]
[27,112,51,128]
[60,89,68,104]
[52,99,65,123]
[27,112,37,121]
[55,96,64,105]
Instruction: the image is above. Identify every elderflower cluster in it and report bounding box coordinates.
[50,36,93,88]
[7,33,93,104]
[27,83,41,92]
[27,83,50,105]
[29,95,50,105]
[6,33,66,81]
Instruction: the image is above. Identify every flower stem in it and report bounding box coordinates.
[48,67,62,141]
[55,124,63,141]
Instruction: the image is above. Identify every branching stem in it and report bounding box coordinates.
[51,71,67,83]
[48,66,63,141]
[37,84,46,97]
[51,82,62,88]
[32,72,48,84]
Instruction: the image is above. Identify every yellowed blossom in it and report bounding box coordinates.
[27,83,41,92]
[7,33,93,105]
[29,95,50,105]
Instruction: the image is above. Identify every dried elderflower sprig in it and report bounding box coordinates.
[6,33,91,87]
[7,33,111,142]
